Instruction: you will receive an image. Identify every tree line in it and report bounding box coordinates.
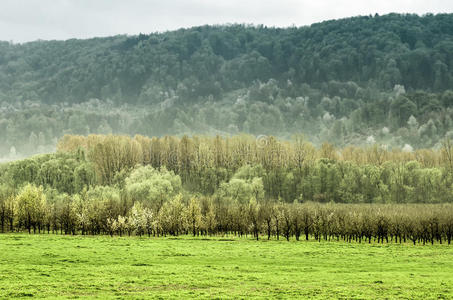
[1,134,452,243]
[52,134,453,203]
[1,86,453,159]
[1,184,452,245]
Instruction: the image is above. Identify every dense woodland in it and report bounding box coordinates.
[0,134,452,243]
[1,13,453,158]
[1,13,453,242]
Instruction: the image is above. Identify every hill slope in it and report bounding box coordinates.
[0,13,453,157]
[2,13,453,102]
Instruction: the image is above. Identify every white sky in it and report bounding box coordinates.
[1,0,452,43]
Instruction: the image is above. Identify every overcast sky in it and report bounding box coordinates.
[1,0,453,43]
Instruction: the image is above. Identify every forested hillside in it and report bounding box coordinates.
[1,13,453,158]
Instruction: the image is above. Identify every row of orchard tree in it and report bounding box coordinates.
[54,134,453,203]
[1,183,453,245]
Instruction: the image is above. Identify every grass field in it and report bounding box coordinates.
[0,234,452,299]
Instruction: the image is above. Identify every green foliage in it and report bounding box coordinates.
[157,194,186,236]
[2,14,453,104]
[15,184,46,233]
[219,177,265,204]
[1,14,453,157]
[125,165,182,208]
[3,134,450,205]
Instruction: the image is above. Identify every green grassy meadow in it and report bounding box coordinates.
[0,234,452,299]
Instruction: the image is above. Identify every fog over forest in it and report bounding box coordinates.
[1,13,453,162]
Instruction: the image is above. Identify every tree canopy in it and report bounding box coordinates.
[1,14,453,158]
